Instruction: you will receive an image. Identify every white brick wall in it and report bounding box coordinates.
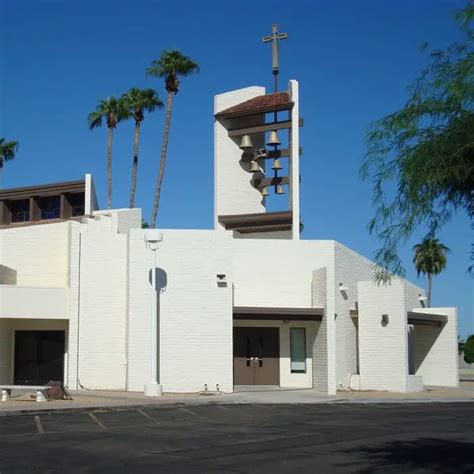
[358,279,410,392]
[0,222,69,287]
[66,222,81,389]
[74,228,128,390]
[93,208,141,235]
[214,86,267,226]
[312,267,331,392]
[289,80,300,240]
[231,239,334,308]
[0,208,457,395]
[413,307,459,387]
[128,229,233,393]
[333,243,375,389]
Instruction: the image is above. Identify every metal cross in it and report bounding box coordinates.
[262,24,288,92]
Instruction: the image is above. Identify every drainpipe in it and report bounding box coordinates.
[144,230,163,397]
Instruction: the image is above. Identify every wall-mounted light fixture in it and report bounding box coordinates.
[381,314,389,326]
[217,274,227,287]
[339,283,348,292]
[418,293,427,308]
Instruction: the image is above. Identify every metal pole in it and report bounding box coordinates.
[144,230,163,397]
[151,248,157,385]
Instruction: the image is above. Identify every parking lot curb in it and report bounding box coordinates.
[0,396,473,416]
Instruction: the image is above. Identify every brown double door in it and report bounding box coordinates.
[233,327,280,385]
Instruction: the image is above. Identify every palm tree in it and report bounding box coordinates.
[88,97,127,209]
[121,88,163,208]
[413,238,450,307]
[0,138,19,181]
[147,50,199,227]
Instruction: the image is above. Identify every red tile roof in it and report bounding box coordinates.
[215,92,293,118]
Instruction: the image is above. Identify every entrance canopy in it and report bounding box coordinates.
[407,311,447,327]
[233,306,323,321]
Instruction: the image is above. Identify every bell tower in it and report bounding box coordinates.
[213,79,302,239]
[213,24,302,240]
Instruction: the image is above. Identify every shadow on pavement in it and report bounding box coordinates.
[345,437,474,473]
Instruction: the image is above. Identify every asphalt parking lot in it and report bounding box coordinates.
[0,402,472,473]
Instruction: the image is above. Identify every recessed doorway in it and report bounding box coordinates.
[233,327,279,386]
[14,331,65,385]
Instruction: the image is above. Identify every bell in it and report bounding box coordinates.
[276,184,285,195]
[250,160,260,173]
[267,130,281,147]
[239,134,253,150]
[261,186,269,197]
[271,158,282,170]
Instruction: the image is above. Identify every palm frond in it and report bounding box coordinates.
[88,96,128,129]
[120,88,163,116]
[412,237,450,276]
[147,49,199,78]
[0,138,19,167]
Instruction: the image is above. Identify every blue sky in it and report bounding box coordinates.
[1,0,472,337]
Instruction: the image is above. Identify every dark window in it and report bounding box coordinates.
[69,193,85,216]
[39,195,60,220]
[11,199,30,222]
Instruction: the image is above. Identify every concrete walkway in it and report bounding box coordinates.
[0,381,472,415]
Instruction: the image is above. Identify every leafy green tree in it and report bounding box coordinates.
[147,50,199,227]
[460,334,474,364]
[361,4,474,282]
[88,97,127,209]
[0,138,19,177]
[413,238,449,307]
[121,88,163,208]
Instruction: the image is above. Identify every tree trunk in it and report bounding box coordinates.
[107,126,113,209]
[129,121,141,208]
[427,273,433,307]
[151,91,174,228]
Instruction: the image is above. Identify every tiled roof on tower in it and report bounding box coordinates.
[215,92,293,119]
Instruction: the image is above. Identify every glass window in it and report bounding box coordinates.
[39,196,60,220]
[69,193,85,217]
[10,199,30,222]
[290,328,306,373]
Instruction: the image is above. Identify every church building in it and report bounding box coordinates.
[0,76,459,396]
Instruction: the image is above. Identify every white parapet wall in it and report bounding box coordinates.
[357,279,410,392]
[412,307,459,388]
[0,221,70,287]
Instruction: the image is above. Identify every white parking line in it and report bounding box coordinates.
[137,409,159,423]
[88,412,106,429]
[178,407,211,421]
[34,415,44,434]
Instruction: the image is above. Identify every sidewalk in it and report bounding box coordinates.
[0,381,472,415]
